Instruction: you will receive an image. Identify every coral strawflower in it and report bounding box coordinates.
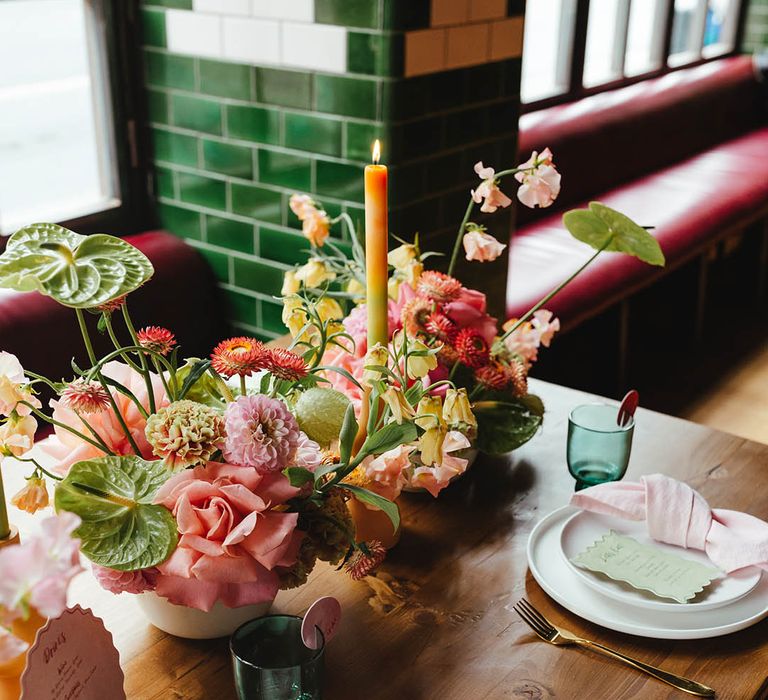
[60,379,111,414]
[136,326,177,356]
[474,362,511,391]
[454,328,490,368]
[345,540,387,580]
[264,347,309,382]
[417,271,462,303]
[424,311,458,344]
[210,337,267,377]
[400,297,433,337]
[96,296,126,313]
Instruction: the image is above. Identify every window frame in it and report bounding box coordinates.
[521,0,749,114]
[0,1,152,248]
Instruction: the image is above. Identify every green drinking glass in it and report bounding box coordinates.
[567,403,635,491]
[230,615,325,700]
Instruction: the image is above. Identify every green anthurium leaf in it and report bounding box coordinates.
[474,397,544,455]
[54,455,177,571]
[338,484,400,532]
[562,202,665,266]
[359,420,419,458]
[0,222,154,307]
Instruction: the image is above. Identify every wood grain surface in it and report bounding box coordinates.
[6,379,768,700]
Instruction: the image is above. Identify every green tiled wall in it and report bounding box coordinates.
[744,0,768,50]
[140,0,522,339]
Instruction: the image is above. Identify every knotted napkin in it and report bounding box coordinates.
[570,474,768,573]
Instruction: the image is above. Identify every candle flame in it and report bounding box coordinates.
[372,139,381,164]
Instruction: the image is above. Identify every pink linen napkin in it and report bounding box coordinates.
[570,473,768,573]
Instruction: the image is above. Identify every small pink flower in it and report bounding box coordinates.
[463,230,507,262]
[0,513,82,621]
[223,395,301,473]
[360,444,415,502]
[514,148,561,208]
[411,431,471,498]
[503,309,560,367]
[293,432,323,472]
[92,565,157,595]
[531,309,560,348]
[60,379,111,414]
[471,162,513,213]
[0,629,28,665]
[289,194,330,247]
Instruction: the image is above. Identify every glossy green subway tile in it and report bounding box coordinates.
[141,8,166,48]
[381,78,428,121]
[257,149,311,190]
[382,1,431,30]
[444,105,490,148]
[502,58,523,97]
[347,32,403,77]
[389,162,425,202]
[144,51,195,90]
[284,113,342,157]
[233,257,286,296]
[206,214,255,254]
[199,59,252,100]
[230,183,282,224]
[157,202,202,240]
[171,94,222,135]
[258,226,311,266]
[196,246,230,282]
[226,105,281,145]
[487,98,520,134]
[394,117,442,159]
[256,68,312,110]
[224,289,259,327]
[343,203,365,237]
[315,160,364,200]
[147,89,169,123]
[260,299,288,335]
[156,166,175,198]
[315,0,380,28]
[345,121,382,161]
[314,75,377,120]
[202,140,253,178]
[141,0,192,8]
[152,128,198,167]
[178,172,226,209]
[425,151,465,193]
[462,63,503,103]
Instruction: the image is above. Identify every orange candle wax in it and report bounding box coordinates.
[364,140,389,348]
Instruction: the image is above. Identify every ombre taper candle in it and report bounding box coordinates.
[364,140,389,348]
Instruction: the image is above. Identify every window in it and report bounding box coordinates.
[521,0,745,108]
[0,1,146,237]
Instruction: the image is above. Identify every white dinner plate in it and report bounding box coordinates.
[559,510,762,612]
[527,506,768,639]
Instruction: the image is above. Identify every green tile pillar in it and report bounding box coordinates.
[141,0,524,337]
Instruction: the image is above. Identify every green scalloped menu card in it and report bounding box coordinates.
[571,531,722,603]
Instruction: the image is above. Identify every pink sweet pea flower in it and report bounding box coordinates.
[152,462,302,612]
[463,229,507,262]
[410,431,471,497]
[0,629,28,664]
[471,162,513,213]
[360,444,415,503]
[0,512,82,622]
[531,309,560,347]
[514,148,561,208]
[503,309,560,367]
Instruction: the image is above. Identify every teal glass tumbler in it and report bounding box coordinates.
[567,403,635,491]
[230,615,325,700]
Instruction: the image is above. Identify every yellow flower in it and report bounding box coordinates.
[0,414,37,458]
[388,243,417,270]
[443,388,477,436]
[281,270,301,296]
[314,297,344,324]
[346,278,366,303]
[282,295,312,339]
[406,338,438,379]
[403,259,423,287]
[296,259,336,289]
[419,427,446,467]
[381,386,414,424]
[11,477,49,514]
[415,396,445,431]
[388,276,401,300]
[362,344,389,386]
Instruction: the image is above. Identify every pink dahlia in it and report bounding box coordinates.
[223,395,301,473]
[92,564,157,595]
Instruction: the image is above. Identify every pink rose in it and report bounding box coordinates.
[463,230,507,262]
[39,361,168,474]
[152,462,302,611]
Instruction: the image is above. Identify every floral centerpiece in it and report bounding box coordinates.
[0,224,419,639]
[278,148,664,499]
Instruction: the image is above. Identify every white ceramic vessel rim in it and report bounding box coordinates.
[526,506,768,640]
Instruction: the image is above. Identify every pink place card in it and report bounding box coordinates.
[20,605,125,700]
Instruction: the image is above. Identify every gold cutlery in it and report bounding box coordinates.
[513,598,715,697]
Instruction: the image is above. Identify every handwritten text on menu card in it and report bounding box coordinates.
[20,605,125,700]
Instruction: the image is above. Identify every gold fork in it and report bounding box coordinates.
[513,599,715,697]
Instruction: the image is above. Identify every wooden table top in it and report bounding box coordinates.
[5,379,768,700]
